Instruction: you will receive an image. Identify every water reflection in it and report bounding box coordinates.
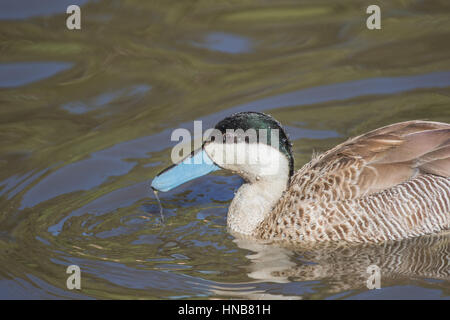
[231,232,450,298]
[0,62,72,88]
[0,0,91,20]
[191,32,252,54]
[62,84,151,115]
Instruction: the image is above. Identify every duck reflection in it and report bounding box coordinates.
[231,231,449,298]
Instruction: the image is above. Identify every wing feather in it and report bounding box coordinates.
[291,121,450,201]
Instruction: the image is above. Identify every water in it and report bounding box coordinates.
[0,0,449,299]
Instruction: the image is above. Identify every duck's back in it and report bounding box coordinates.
[256,120,450,243]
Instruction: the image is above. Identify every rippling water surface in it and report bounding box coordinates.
[0,0,449,299]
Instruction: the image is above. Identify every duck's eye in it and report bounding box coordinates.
[234,136,238,143]
[245,136,250,143]
[210,136,215,142]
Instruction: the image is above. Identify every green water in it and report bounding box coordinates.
[0,0,449,299]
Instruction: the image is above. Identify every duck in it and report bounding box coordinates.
[151,111,450,244]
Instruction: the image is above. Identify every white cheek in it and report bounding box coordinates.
[204,142,287,177]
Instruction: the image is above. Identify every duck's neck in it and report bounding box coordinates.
[227,175,289,236]
[205,142,292,236]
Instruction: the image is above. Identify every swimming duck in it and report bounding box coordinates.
[151,112,450,243]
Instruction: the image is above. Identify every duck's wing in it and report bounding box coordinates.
[292,120,450,202]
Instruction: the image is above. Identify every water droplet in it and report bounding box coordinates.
[153,189,164,224]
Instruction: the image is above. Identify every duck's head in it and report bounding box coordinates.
[151,111,294,192]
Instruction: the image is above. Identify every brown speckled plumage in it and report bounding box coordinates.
[255,120,450,243]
